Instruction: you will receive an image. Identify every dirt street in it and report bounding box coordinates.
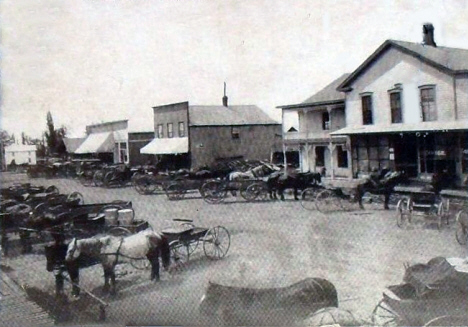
[1,173,466,326]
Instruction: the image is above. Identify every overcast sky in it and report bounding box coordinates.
[1,0,467,138]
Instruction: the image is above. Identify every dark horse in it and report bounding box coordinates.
[356,170,406,210]
[266,171,322,201]
[65,230,171,296]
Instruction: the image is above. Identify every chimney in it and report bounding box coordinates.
[222,82,228,107]
[422,23,437,47]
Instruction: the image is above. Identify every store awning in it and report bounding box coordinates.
[140,137,189,154]
[331,121,468,136]
[74,132,114,154]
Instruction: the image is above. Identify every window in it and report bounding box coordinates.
[322,112,330,130]
[178,122,185,137]
[337,145,348,168]
[167,123,173,138]
[231,126,240,139]
[118,142,128,163]
[315,146,325,167]
[389,91,403,123]
[361,94,373,125]
[420,86,437,121]
[157,124,163,138]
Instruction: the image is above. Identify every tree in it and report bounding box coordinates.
[44,111,67,156]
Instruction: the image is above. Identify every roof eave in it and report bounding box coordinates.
[189,123,280,127]
[277,99,345,110]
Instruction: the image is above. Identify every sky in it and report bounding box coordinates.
[1,0,468,138]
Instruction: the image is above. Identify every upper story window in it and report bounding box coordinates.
[157,124,163,138]
[322,112,330,130]
[178,122,185,137]
[167,123,174,138]
[389,91,403,123]
[231,126,240,139]
[361,93,373,125]
[420,85,437,122]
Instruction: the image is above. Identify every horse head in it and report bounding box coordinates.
[65,238,80,262]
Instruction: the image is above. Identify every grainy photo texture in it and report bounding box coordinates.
[1,1,467,326]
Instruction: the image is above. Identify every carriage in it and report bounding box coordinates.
[371,257,468,326]
[438,189,468,245]
[197,179,265,204]
[162,218,231,263]
[394,186,449,230]
[76,159,105,186]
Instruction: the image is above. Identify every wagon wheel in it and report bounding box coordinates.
[103,171,115,188]
[141,177,157,195]
[203,226,230,260]
[133,177,147,194]
[371,299,401,326]
[201,181,227,204]
[396,198,409,228]
[301,188,318,211]
[45,185,59,195]
[165,182,186,200]
[241,182,260,202]
[66,192,84,205]
[315,189,342,213]
[170,241,190,265]
[93,170,105,187]
[436,198,450,229]
[455,209,467,245]
[108,226,132,237]
[32,202,49,217]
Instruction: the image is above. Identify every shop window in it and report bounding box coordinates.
[389,91,403,123]
[337,145,348,168]
[315,146,325,167]
[167,123,173,138]
[322,112,330,130]
[419,135,435,174]
[231,127,240,139]
[178,122,185,137]
[157,124,163,138]
[420,86,437,121]
[361,94,373,125]
[119,142,128,164]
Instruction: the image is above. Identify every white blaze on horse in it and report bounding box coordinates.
[228,163,280,181]
[65,229,171,296]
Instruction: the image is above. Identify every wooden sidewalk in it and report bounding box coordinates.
[1,269,55,327]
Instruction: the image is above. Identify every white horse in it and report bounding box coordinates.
[228,163,280,181]
[65,230,171,295]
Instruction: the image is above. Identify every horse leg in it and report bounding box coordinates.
[279,187,285,201]
[294,188,299,201]
[67,263,80,297]
[103,267,110,294]
[357,186,364,210]
[148,250,160,281]
[384,192,390,210]
[109,267,117,296]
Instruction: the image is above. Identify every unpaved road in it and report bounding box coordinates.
[1,173,466,326]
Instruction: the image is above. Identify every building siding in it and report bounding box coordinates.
[128,132,154,165]
[189,125,281,168]
[153,102,189,138]
[455,74,468,120]
[346,47,457,127]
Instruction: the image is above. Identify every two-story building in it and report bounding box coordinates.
[141,95,281,169]
[278,73,352,178]
[331,24,468,183]
[74,120,129,164]
[4,144,37,166]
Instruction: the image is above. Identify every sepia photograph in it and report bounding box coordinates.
[1,0,468,326]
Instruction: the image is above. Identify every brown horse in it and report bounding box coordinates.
[65,230,171,296]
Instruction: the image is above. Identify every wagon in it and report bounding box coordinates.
[372,257,468,326]
[161,219,230,263]
[305,187,357,213]
[438,189,468,245]
[165,178,210,201]
[394,186,449,229]
[200,179,265,204]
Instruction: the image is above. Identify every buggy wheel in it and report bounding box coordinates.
[315,190,342,213]
[93,171,105,187]
[455,209,467,245]
[203,226,230,260]
[165,182,186,200]
[424,315,468,326]
[32,202,48,216]
[372,299,401,326]
[103,171,114,188]
[201,181,227,204]
[170,241,190,264]
[66,192,84,205]
[108,226,131,237]
[46,185,59,195]
[301,188,318,211]
[242,182,262,202]
[396,198,408,228]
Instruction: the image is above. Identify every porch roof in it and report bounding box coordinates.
[140,137,189,154]
[330,121,468,136]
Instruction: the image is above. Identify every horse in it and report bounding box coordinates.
[228,163,279,181]
[266,171,322,201]
[355,170,406,210]
[65,229,171,296]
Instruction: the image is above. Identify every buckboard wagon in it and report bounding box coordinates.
[372,257,468,326]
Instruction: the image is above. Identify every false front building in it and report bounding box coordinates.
[141,97,281,169]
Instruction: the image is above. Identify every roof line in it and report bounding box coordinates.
[277,99,345,109]
[153,101,189,109]
[87,119,128,128]
[189,123,280,127]
[337,40,456,91]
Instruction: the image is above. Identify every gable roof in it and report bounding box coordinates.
[188,105,279,126]
[278,73,350,109]
[338,40,468,91]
